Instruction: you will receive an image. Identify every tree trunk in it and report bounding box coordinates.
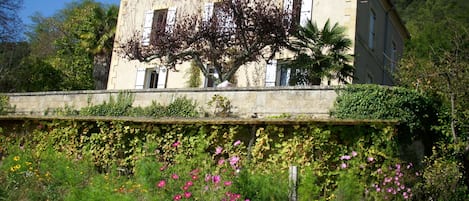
[93,54,111,90]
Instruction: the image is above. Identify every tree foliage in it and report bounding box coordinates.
[0,0,23,42]
[395,0,469,142]
[119,0,293,84]
[0,0,119,92]
[286,19,354,85]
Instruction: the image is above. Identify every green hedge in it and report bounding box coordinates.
[332,85,440,152]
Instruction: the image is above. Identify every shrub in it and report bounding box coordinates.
[80,91,134,117]
[332,84,440,156]
[0,95,13,115]
[207,94,233,117]
[165,96,199,118]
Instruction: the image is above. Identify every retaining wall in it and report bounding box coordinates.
[5,87,338,118]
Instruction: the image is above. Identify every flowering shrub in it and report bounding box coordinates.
[331,149,418,201]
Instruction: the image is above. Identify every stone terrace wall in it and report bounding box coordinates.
[5,87,338,118]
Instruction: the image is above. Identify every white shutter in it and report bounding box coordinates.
[157,67,168,88]
[203,3,215,24]
[135,68,146,89]
[142,10,154,46]
[283,0,294,26]
[265,60,278,87]
[165,7,177,33]
[300,0,313,27]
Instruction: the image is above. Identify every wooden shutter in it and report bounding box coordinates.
[157,67,168,88]
[135,68,146,89]
[300,0,313,27]
[165,7,177,33]
[142,10,154,46]
[265,60,278,87]
[203,3,215,24]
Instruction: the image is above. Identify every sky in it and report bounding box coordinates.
[19,0,121,26]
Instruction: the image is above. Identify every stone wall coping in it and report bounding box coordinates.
[5,86,338,97]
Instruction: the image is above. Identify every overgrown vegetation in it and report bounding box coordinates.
[0,94,13,115]
[51,92,200,118]
[1,118,414,200]
[332,84,469,200]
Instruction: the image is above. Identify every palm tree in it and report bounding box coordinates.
[286,19,354,85]
[79,3,119,90]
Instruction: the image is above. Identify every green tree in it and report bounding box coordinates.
[286,19,354,85]
[25,0,118,91]
[78,4,118,90]
[396,0,469,143]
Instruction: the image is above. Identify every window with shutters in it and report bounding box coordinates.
[203,2,235,32]
[135,67,167,89]
[142,7,177,46]
[283,0,312,30]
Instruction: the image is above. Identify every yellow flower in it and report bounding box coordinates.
[25,162,32,166]
[13,156,20,161]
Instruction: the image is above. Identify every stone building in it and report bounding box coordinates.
[107,0,409,90]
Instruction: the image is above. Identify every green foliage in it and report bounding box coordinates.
[332,173,364,201]
[207,94,233,117]
[286,19,354,85]
[186,60,202,87]
[80,91,134,116]
[413,143,469,200]
[332,84,439,141]
[165,96,199,118]
[0,118,404,200]
[0,94,10,115]
[234,169,289,200]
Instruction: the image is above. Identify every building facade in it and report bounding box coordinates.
[107,0,409,90]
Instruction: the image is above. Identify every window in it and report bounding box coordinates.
[265,60,313,87]
[135,67,167,89]
[283,0,312,29]
[203,2,235,32]
[204,67,219,88]
[368,10,376,49]
[142,7,177,46]
[146,69,159,88]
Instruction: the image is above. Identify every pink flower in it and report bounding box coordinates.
[185,181,193,187]
[157,180,166,188]
[367,157,374,162]
[212,175,221,184]
[205,174,211,182]
[182,185,189,191]
[160,165,167,171]
[351,151,358,157]
[173,194,182,200]
[190,169,200,175]
[215,146,223,155]
[340,155,351,160]
[172,141,181,147]
[218,159,225,166]
[229,156,240,166]
[340,163,347,169]
[233,140,241,146]
[171,174,179,180]
[184,192,192,198]
[407,163,413,169]
[191,175,198,180]
[224,181,232,186]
